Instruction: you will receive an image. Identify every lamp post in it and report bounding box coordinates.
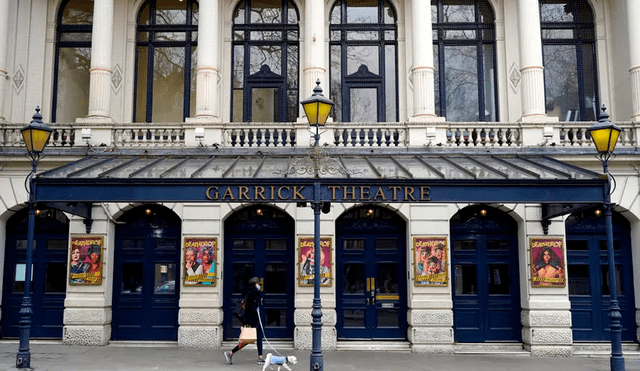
[587,105,624,371]
[300,80,334,371]
[16,107,53,368]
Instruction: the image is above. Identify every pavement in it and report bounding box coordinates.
[0,341,639,371]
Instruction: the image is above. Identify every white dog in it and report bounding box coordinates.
[262,353,298,371]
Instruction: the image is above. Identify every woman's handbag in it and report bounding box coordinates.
[238,325,257,346]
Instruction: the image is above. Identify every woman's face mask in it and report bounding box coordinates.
[256,284,261,291]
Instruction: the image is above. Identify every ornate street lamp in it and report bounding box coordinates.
[16,107,53,368]
[587,105,624,371]
[300,80,334,371]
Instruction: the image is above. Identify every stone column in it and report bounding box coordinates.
[517,0,550,122]
[193,0,220,120]
[0,0,9,121]
[409,0,439,121]
[628,0,640,122]
[85,0,114,121]
[302,0,326,107]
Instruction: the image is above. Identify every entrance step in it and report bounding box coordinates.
[336,341,411,352]
[453,343,529,356]
[573,343,640,358]
[222,340,295,351]
[108,341,178,348]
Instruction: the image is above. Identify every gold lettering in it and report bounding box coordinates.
[255,186,266,200]
[344,186,356,199]
[293,186,306,200]
[420,187,431,201]
[238,186,249,199]
[404,187,416,201]
[271,186,276,200]
[222,187,235,200]
[373,187,387,201]
[328,186,340,200]
[389,186,401,200]
[206,186,219,200]
[360,186,371,200]
[278,186,290,200]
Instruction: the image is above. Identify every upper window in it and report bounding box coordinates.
[52,0,93,123]
[329,0,398,122]
[135,0,198,123]
[540,0,598,122]
[231,0,300,122]
[431,0,497,122]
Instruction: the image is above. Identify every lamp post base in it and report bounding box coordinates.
[16,352,30,368]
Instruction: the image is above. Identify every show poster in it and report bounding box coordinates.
[414,237,448,286]
[69,236,104,285]
[299,237,332,287]
[530,237,565,287]
[183,237,218,286]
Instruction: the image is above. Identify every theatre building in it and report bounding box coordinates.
[1,0,640,358]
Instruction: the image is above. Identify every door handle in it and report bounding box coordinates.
[370,277,375,296]
[259,277,264,292]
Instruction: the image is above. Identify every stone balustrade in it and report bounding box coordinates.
[0,121,637,150]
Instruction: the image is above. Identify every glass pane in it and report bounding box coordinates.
[123,239,144,250]
[454,264,477,295]
[233,89,244,121]
[13,264,32,293]
[483,43,496,121]
[343,263,366,294]
[488,264,510,295]
[567,240,588,250]
[487,240,508,250]
[383,0,395,23]
[234,2,245,23]
[581,42,598,121]
[266,263,287,293]
[543,44,578,121]
[602,265,624,296]
[56,47,90,123]
[540,3,574,22]
[46,263,67,293]
[347,0,378,23]
[351,88,377,122]
[346,46,379,75]
[343,309,365,327]
[377,308,399,327]
[251,31,283,41]
[156,238,178,250]
[542,29,573,39]
[442,3,475,22]
[265,307,287,327]
[385,45,397,121]
[251,0,282,23]
[48,239,67,250]
[16,240,36,250]
[135,46,149,122]
[444,30,476,39]
[347,31,378,40]
[154,263,176,294]
[330,3,341,23]
[375,239,397,250]
[444,45,478,121]
[155,0,187,25]
[61,0,93,24]
[153,47,185,122]
[568,264,590,295]
[233,263,255,294]
[155,31,186,42]
[266,239,287,250]
[330,45,342,122]
[250,45,282,75]
[454,240,475,250]
[343,239,365,250]
[234,239,255,250]
[121,262,143,294]
[287,1,298,23]
[376,263,398,294]
[599,240,621,251]
[60,33,92,42]
[252,87,279,122]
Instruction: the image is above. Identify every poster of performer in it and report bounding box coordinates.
[183,237,218,286]
[530,237,565,287]
[299,237,332,287]
[414,237,448,286]
[69,236,104,285]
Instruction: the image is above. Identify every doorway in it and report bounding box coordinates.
[336,206,407,339]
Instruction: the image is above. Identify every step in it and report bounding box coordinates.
[453,343,530,356]
[336,341,412,352]
[573,343,640,358]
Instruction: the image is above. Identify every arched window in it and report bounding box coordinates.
[540,0,597,122]
[135,0,198,123]
[231,0,300,122]
[432,0,497,122]
[329,0,398,122]
[52,0,92,123]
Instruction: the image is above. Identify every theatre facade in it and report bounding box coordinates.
[0,0,640,358]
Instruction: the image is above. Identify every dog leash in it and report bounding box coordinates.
[257,308,283,356]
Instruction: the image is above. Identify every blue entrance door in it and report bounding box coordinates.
[223,206,295,340]
[1,208,68,338]
[112,205,181,341]
[451,206,521,342]
[566,208,636,342]
[336,206,407,339]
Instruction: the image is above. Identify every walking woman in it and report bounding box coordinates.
[224,277,264,365]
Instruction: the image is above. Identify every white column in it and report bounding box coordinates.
[628,0,640,122]
[517,0,550,122]
[302,0,326,107]
[409,0,439,121]
[86,0,114,120]
[0,0,9,121]
[194,0,220,120]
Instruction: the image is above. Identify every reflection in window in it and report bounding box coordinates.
[121,262,144,294]
[135,0,198,122]
[154,263,176,294]
[14,264,33,293]
[231,0,299,122]
[432,0,497,122]
[330,0,398,122]
[46,263,67,293]
[541,0,597,121]
[568,264,590,295]
[53,0,92,122]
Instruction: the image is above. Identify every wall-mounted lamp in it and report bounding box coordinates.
[81,128,92,142]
